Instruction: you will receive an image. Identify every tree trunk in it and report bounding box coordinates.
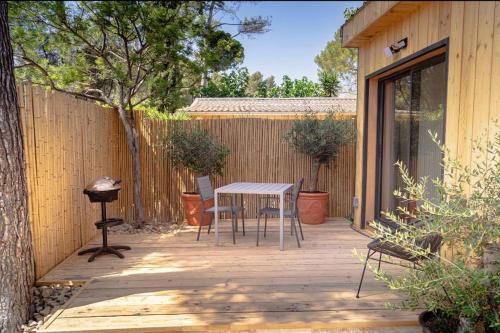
[200,1,216,88]
[0,2,35,331]
[308,158,321,192]
[117,104,145,228]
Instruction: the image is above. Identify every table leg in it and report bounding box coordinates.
[232,193,238,232]
[280,192,284,251]
[215,191,219,246]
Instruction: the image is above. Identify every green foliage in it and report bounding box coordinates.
[199,30,244,73]
[284,111,355,191]
[268,75,323,98]
[196,2,270,85]
[246,71,264,97]
[142,108,190,121]
[318,71,340,97]
[163,126,230,178]
[364,130,500,332]
[198,67,249,97]
[284,111,355,163]
[196,68,340,98]
[315,29,358,93]
[343,6,361,20]
[10,1,205,113]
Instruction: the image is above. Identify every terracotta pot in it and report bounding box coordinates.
[297,191,328,225]
[181,192,213,226]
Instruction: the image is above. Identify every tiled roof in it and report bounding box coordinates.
[186,98,356,114]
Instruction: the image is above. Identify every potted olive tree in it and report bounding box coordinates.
[163,125,229,226]
[364,132,499,333]
[284,111,355,224]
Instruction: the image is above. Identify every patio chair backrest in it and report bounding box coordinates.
[291,178,304,213]
[417,232,443,255]
[196,176,214,201]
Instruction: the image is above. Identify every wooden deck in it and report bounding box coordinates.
[38,218,419,332]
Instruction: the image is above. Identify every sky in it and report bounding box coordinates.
[220,1,363,83]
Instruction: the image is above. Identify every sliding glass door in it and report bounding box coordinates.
[377,55,446,217]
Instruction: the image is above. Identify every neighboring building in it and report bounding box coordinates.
[185,97,356,119]
[342,1,500,229]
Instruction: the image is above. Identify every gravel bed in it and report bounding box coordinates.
[21,284,80,333]
[109,222,183,234]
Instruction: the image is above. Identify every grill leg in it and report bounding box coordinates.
[106,247,125,259]
[78,247,101,255]
[356,249,372,298]
[111,245,131,251]
[102,226,108,247]
[88,247,104,262]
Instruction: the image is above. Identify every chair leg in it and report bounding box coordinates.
[231,214,236,245]
[264,215,268,238]
[207,215,213,234]
[256,213,261,246]
[241,194,245,236]
[241,211,245,236]
[291,217,300,248]
[356,249,372,298]
[297,215,304,240]
[378,252,382,271]
[196,209,204,241]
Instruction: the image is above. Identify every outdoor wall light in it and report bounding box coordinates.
[384,37,408,57]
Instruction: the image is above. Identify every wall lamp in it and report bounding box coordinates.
[384,37,408,57]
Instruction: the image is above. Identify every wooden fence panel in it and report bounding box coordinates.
[18,84,121,279]
[114,113,357,224]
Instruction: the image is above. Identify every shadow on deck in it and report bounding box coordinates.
[38,218,419,333]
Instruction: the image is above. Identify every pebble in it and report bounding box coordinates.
[21,284,80,333]
[109,222,182,234]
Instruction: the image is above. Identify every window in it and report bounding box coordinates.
[377,55,447,218]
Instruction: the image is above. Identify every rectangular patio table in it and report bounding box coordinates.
[214,182,294,251]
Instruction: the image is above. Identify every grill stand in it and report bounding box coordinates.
[78,202,131,262]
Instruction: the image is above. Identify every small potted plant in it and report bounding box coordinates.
[364,132,500,333]
[284,111,354,224]
[163,125,230,226]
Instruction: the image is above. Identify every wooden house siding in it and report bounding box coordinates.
[343,1,500,228]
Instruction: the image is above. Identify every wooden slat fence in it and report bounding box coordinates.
[18,84,123,279]
[18,84,356,279]
[120,113,357,224]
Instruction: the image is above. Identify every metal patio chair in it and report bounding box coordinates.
[256,178,304,248]
[356,229,442,298]
[196,176,245,244]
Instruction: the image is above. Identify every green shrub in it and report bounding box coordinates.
[284,111,355,192]
[162,126,229,187]
[364,130,500,332]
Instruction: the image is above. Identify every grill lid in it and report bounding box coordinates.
[84,176,121,193]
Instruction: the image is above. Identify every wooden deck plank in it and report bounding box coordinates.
[39,219,419,332]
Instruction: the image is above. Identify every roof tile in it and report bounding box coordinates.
[186,97,356,114]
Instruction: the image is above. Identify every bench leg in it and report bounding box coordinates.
[356,249,372,298]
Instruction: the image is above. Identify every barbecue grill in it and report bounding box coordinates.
[78,176,131,262]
